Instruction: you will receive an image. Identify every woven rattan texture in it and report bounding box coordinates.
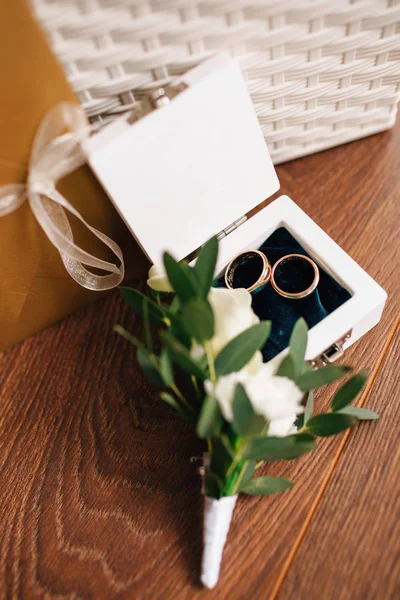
[31,0,400,163]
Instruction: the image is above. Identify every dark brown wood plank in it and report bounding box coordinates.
[0,121,399,599]
[277,327,400,600]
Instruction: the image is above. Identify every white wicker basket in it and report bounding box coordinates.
[31,0,400,163]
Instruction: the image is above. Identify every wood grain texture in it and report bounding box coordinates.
[0,121,399,599]
[277,329,400,600]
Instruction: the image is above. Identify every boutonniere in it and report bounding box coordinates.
[115,237,378,589]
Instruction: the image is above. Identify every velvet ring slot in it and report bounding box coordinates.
[216,227,352,362]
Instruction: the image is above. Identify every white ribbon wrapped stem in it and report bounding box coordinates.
[0,103,124,291]
[201,494,238,589]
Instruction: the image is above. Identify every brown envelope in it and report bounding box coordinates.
[0,0,147,350]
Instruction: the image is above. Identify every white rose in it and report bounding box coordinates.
[205,287,263,372]
[268,415,298,437]
[147,264,173,292]
[204,372,246,422]
[243,357,304,423]
[208,287,258,354]
[205,352,304,437]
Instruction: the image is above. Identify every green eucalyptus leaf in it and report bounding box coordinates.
[196,396,223,439]
[338,406,379,420]
[160,392,191,422]
[219,434,236,458]
[180,261,204,294]
[163,253,201,301]
[276,354,296,381]
[238,460,257,487]
[194,236,218,298]
[240,476,293,496]
[289,318,308,377]
[232,384,266,437]
[161,333,207,380]
[215,321,271,377]
[169,323,192,349]
[304,391,314,424]
[137,349,164,386]
[169,295,180,313]
[160,350,174,387]
[306,413,355,437]
[204,469,223,499]
[331,371,368,412]
[160,392,180,411]
[210,438,233,481]
[295,390,313,430]
[243,434,315,461]
[120,287,166,324]
[182,298,214,342]
[297,365,351,391]
[294,413,304,430]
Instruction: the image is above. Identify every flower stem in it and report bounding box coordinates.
[171,383,190,410]
[231,461,249,495]
[191,375,200,398]
[142,298,152,350]
[225,442,245,479]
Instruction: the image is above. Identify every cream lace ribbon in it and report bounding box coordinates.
[0,103,124,290]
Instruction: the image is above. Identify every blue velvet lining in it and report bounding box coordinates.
[215,227,352,361]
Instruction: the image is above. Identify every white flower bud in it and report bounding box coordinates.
[146,264,173,292]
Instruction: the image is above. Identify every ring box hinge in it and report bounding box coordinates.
[217,215,248,241]
[310,330,352,368]
[90,82,188,127]
[126,82,188,126]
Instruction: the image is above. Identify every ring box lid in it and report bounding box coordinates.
[83,54,280,265]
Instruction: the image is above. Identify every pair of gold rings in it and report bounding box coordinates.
[224,250,320,299]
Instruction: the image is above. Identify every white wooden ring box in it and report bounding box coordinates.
[83,54,387,366]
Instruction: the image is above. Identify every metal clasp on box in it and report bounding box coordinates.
[311,331,352,368]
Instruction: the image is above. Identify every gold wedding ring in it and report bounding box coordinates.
[270,254,319,299]
[225,250,271,294]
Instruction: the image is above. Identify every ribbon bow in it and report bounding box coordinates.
[0,103,124,290]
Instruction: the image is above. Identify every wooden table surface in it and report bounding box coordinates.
[1,123,399,600]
